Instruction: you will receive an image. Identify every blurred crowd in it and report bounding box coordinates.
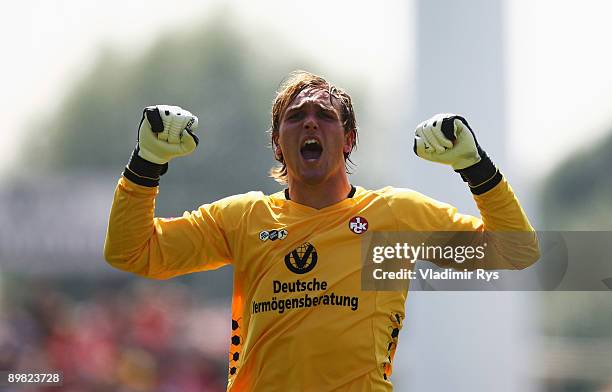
[0,279,231,391]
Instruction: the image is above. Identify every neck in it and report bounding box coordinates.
[287,174,352,210]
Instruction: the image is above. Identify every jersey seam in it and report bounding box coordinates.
[375,188,402,232]
[371,188,401,388]
[225,192,261,263]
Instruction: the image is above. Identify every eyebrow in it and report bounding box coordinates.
[285,101,337,115]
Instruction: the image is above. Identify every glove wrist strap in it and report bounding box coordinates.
[455,154,502,195]
[123,146,168,187]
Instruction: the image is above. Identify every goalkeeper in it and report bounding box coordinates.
[104,71,539,391]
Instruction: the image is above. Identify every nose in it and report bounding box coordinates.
[304,115,318,131]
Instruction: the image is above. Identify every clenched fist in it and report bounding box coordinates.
[124,105,200,187]
[137,105,199,165]
[413,114,502,195]
[414,114,481,170]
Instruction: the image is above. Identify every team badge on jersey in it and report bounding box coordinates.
[260,228,288,242]
[284,242,318,274]
[349,216,368,234]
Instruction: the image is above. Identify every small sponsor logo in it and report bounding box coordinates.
[349,216,368,234]
[260,228,288,242]
[185,117,195,131]
[284,242,318,274]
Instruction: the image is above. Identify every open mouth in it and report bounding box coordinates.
[300,138,323,160]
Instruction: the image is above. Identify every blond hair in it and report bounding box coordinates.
[269,70,358,184]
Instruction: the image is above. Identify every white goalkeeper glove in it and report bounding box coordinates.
[413,114,502,194]
[414,113,481,170]
[124,105,199,187]
[138,105,199,164]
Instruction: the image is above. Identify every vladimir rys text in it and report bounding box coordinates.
[369,242,499,282]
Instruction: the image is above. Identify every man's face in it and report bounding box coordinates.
[275,88,354,185]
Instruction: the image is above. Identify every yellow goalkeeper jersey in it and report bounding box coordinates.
[104,176,537,391]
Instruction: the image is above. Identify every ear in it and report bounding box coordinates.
[343,129,356,154]
[272,132,283,159]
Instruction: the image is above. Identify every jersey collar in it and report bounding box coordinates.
[284,185,356,200]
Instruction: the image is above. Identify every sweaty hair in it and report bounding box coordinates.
[269,70,358,184]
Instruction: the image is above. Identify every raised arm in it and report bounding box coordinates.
[410,114,540,270]
[104,105,232,279]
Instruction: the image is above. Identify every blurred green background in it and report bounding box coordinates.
[1,1,612,391]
